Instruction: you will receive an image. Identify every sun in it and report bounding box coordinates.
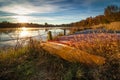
[17,16,28,23]
[13,16,29,23]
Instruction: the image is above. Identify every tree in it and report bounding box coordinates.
[104,5,119,15]
[104,5,120,21]
[45,22,48,26]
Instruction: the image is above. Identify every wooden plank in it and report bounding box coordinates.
[41,42,105,65]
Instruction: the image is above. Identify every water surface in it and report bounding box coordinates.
[0,27,70,47]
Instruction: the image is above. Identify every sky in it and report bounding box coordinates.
[0,0,120,24]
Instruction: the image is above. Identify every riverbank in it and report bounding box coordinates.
[0,34,120,80]
[0,40,86,80]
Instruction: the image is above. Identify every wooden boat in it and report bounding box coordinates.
[41,42,105,65]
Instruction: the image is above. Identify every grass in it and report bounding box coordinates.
[0,39,85,80]
[0,41,36,80]
[56,32,120,80]
[0,32,120,80]
[57,33,120,58]
[71,33,120,57]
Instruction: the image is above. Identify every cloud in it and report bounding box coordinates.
[0,0,119,24]
[0,0,76,15]
[0,0,72,15]
[0,3,60,15]
[73,0,98,5]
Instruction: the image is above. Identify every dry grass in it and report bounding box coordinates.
[0,39,85,80]
[0,32,120,80]
[57,33,120,58]
[55,32,120,80]
[106,22,120,30]
[91,21,120,30]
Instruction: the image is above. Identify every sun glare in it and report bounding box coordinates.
[13,16,29,23]
[20,27,30,37]
[21,27,27,31]
[17,16,28,23]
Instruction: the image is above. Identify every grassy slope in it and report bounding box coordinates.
[0,40,85,80]
[92,21,120,30]
[0,36,120,80]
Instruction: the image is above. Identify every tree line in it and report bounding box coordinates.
[70,5,120,29]
[0,21,71,28]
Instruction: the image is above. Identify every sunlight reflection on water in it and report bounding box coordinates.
[19,27,31,37]
[0,27,70,47]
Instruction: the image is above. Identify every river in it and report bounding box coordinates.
[0,27,70,47]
